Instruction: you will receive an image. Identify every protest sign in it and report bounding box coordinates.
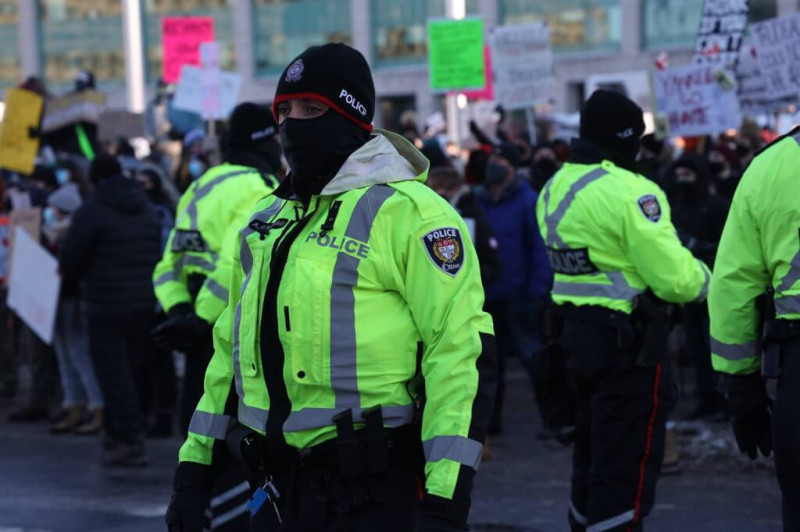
[162,17,215,84]
[693,0,749,70]
[428,18,485,92]
[0,88,44,174]
[735,40,795,115]
[7,227,60,345]
[41,90,107,133]
[200,42,223,120]
[490,22,554,110]
[652,63,741,137]
[461,46,494,101]
[750,14,800,104]
[97,111,146,142]
[172,65,241,119]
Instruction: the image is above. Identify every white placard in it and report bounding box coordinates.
[172,65,241,120]
[200,42,222,120]
[735,39,796,115]
[490,22,554,110]
[6,227,61,345]
[652,63,741,138]
[750,14,800,105]
[693,0,749,70]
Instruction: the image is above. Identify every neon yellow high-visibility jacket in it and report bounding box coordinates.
[179,130,495,513]
[536,157,710,313]
[153,163,278,323]
[709,129,800,375]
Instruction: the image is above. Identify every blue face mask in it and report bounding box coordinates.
[55,169,70,185]
[188,159,205,179]
[43,207,58,227]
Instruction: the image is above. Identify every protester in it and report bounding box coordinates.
[529,142,560,192]
[475,142,552,434]
[59,154,162,466]
[707,143,741,200]
[173,128,210,192]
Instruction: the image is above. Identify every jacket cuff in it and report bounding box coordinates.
[168,302,194,318]
[421,493,471,526]
[174,461,213,490]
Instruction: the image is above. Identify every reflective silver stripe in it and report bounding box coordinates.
[586,509,635,532]
[182,254,216,272]
[205,277,229,303]
[185,169,254,230]
[693,260,711,303]
[328,185,396,410]
[209,481,250,507]
[188,411,232,440]
[778,252,800,293]
[553,275,643,301]
[210,501,249,529]
[154,270,178,287]
[284,404,414,432]
[775,296,800,316]
[542,167,608,248]
[710,338,759,360]
[793,130,800,145]
[231,200,284,428]
[423,435,484,470]
[570,502,587,526]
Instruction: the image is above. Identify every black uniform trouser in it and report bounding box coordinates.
[180,333,214,436]
[252,442,422,531]
[562,317,676,532]
[774,337,800,532]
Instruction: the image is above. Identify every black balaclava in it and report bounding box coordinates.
[273,43,375,201]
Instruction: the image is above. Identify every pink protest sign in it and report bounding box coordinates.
[162,17,215,84]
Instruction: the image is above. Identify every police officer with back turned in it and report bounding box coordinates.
[709,128,800,531]
[536,90,710,532]
[165,43,496,532]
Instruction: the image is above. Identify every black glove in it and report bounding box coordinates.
[414,511,468,532]
[720,373,772,459]
[151,305,211,352]
[165,463,212,532]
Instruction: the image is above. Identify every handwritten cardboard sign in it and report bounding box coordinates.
[428,17,486,92]
[172,65,241,120]
[750,14,800,104]
[41,90,107,133]
[162,17,215,84]
[652,63,741,137]
[490,22,554,110]
[693,0,749,70]
[0,89,44,174]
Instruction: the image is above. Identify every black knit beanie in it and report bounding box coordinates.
[89,153,122,184]
[228,102,278,147]
[580,90,645,159]
[272,43,375,132]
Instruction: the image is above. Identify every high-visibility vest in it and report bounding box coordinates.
[710,128,800,375]
[178,130,494,504]
[152,163,277,323]
[537,159,709,314]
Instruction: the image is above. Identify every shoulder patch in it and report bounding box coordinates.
[422,227,464,277]
[637,194,662,222]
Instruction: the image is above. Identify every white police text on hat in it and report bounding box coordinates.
[339,89,367,117]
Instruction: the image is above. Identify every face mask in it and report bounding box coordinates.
[708,161,725,175]
[187,159,205,179]
[280,110,370,196]
[486,160,511,184]
[534,158,558,180]
[55,169,70,185]
[43,207,58,227]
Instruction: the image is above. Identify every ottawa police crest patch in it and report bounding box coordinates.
[285,59,304,82]
[422,227,464,277]
[637,194,662,222]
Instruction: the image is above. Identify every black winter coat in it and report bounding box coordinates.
[451,186,502,287]
[59,176,162,314]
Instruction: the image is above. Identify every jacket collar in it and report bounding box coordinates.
[569,138,640,174]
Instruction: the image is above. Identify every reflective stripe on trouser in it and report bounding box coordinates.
[207,467,252,531]
[423,435,484,469]
[283,185,408,433]
[710,337,759,360]
[564,318,674,532]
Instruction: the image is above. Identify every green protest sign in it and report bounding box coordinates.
[428,17,486,92]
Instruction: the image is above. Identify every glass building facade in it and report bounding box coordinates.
[500,0,621,53]
[642,0,778,50]
[371,0,479,67]
[38,0,125,89]
[253,0,352,77]
[0,0,19,88]
[144,0,236,83]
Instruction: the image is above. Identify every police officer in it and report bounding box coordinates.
[536,90,710,532]
[165,43,496,532]
[152,102,282,434]
[709,128,800,531]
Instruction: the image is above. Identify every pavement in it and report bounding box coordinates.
[0,362,783,532]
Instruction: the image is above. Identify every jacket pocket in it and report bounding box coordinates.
[239,235,269,378]
[285,255,328,385]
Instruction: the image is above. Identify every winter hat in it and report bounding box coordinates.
[183,128,206,148]
[227,103,278,147]
[273,43,375,132]
[580,89,645,158]
[494,142,522,168]
[47,183,82,213]
[89,153,122,184]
